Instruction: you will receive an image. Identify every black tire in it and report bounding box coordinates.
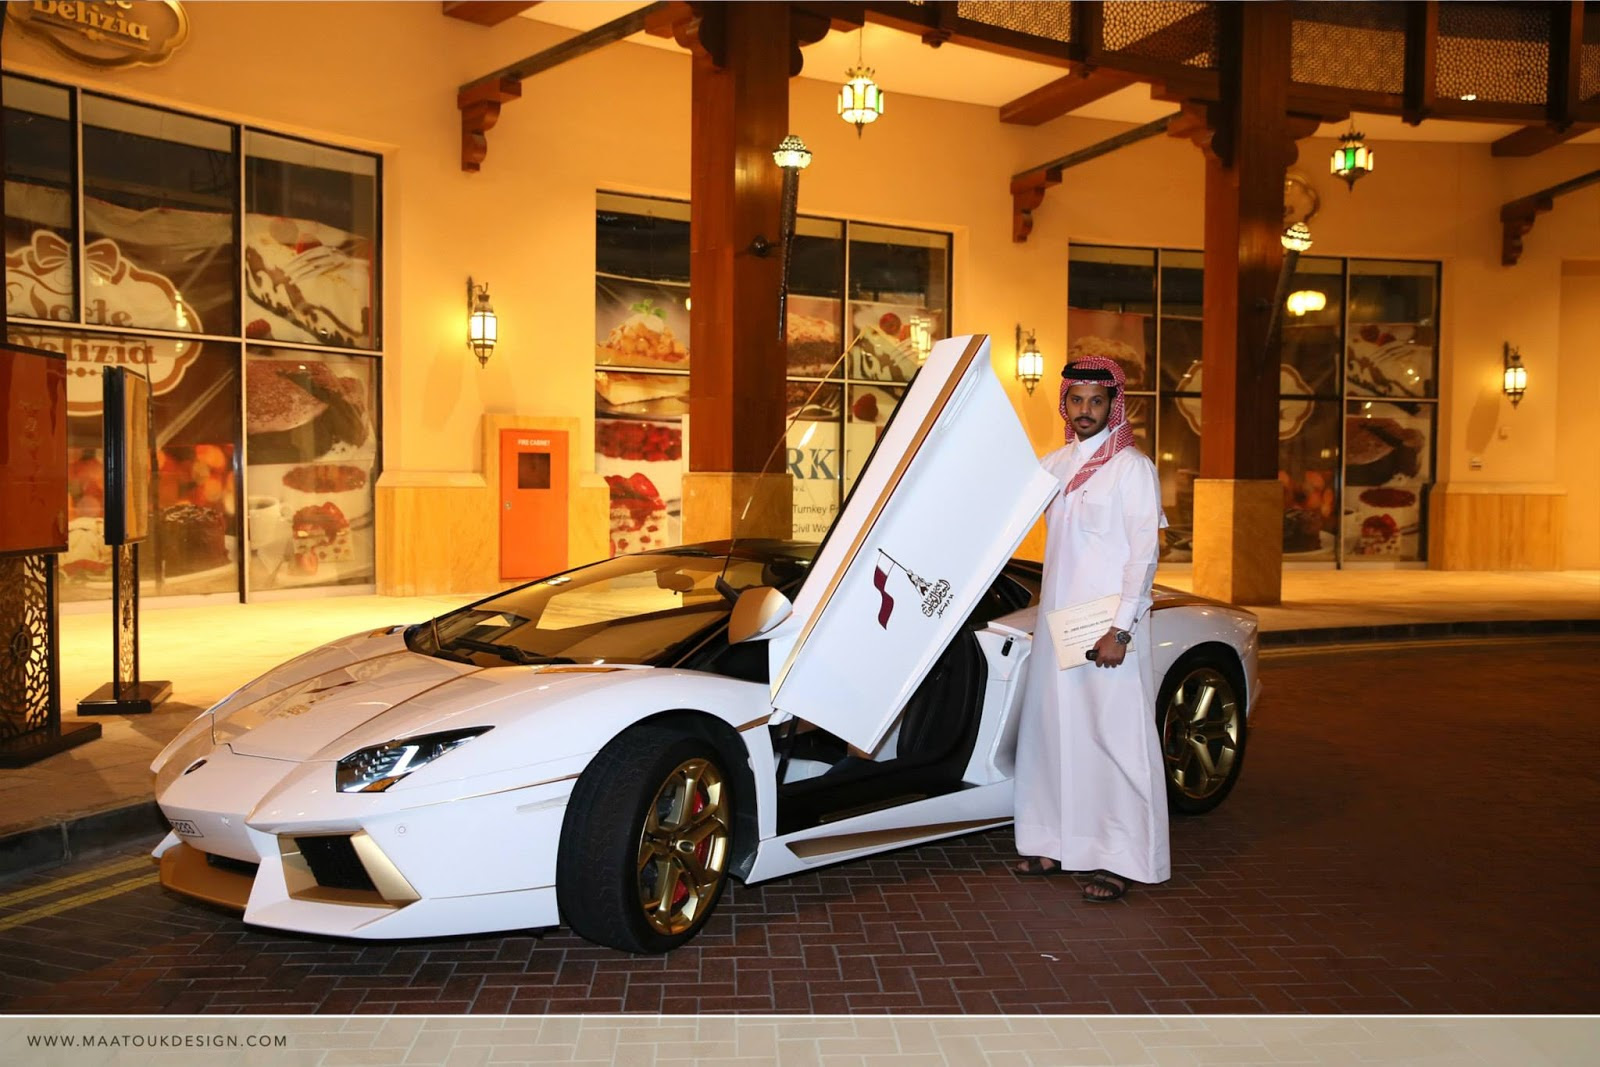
[1155,652,1248,815]
[556,724,735,953]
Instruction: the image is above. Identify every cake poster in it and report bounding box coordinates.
[595,278,691,371]
[595,371,686,556]
[846,301,939,384]
[787,294,843,379]
[244,352,377,589]
[1341,401,1431,560]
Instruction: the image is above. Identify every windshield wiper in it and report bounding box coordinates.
[444,636,576,666]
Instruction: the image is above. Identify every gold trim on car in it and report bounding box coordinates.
[785,817,1007,859]
[278,831,420,908]
[771,335,988,696]
[1151,595,1213,612]
[158,842,251,912]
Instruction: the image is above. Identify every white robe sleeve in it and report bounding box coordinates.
[1112,459,1163,633]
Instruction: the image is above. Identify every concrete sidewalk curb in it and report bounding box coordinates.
[0,801,165,880]
[4,618,1596,881]
[1260,616,1600,647]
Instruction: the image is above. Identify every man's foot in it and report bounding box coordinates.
[1081,870,1128,902]
[1011,856,1066,877]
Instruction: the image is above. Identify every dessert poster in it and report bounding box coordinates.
[843,384,903,488]
[595,279,691,370]
[846,302,939,383]
[787,294,844,379]
[595,372,686,556]
[1278,400,1341,561]
[1067,308,1153,391]
[244,349,376,590]
[1347,323,1436,398]
[244,213,375,349]
[1342,401,1432,560]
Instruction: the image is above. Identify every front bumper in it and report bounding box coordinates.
[154,746,574,939]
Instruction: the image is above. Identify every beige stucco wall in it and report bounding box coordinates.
[5,0,1598,572]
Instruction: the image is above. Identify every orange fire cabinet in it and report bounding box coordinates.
[499,428,568,580]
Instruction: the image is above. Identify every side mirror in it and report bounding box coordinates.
[728,586,793,645]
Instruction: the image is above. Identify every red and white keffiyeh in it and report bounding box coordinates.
[1058,356,1135,494]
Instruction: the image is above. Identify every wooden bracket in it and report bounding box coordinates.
[1500,195,1553,267]
[1499,166,1600,265]
[459,78,522,173]
[1010,170,1061,244]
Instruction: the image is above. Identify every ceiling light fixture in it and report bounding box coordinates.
[1331,126,1374,189]
[838,30,884,137]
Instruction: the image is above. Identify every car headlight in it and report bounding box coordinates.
[336,727,492,794]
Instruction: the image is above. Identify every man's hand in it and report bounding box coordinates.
[1090,627,1126,668]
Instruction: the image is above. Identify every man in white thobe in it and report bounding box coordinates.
[1012,356,1169,901]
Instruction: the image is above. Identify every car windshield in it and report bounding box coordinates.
[410,546,813,667]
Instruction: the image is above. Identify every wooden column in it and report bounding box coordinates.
[676,3,802,542]
[1191,2,1292,606]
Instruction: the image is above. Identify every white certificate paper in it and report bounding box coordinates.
[1044,593,1129,670]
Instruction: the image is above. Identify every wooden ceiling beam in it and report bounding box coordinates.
[1492,124,1594,158]
[442,1,541,28]
[1500,166,1600,265]
[1000,68,1139,126]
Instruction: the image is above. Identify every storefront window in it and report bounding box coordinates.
[4,76,76,322]
[81,94,238,336]
[596,194,952,553]
[244,131,379,350]
[3,73,383,602]
[1070,243,1439,566]
[243,347,377,590]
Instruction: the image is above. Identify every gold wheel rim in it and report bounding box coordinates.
[636,756,730,936]
[1161,667,1241,801]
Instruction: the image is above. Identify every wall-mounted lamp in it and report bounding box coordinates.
[1286,289,1327,316]
[1503,342,1527,406]
[1015,325,1043,394]
[908,313,933,365]
[467,277,496,367]
[1331,126,1374,190]
[770,134,813,342]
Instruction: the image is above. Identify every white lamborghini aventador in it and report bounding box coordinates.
[151,335,1259,953]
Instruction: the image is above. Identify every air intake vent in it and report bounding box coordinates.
[294,835,376,892]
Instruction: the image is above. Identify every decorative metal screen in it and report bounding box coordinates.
[0,554,53,743]
[955,1,1074,44]
[1290,1,1406,94]
[1437,1,1551,106]
[1102,1,1216,69]
[1581,6,1600,104]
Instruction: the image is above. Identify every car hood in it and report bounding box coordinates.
[214,647,486,760]
[764,334,1059,754]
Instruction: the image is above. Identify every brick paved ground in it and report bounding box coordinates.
[2,638,1596,1015]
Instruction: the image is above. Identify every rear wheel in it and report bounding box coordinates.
[1155,654,1247,815]
[557,725,734,953]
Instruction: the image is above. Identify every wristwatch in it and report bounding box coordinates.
[1114,629,1133,645]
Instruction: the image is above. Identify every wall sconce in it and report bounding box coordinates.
[769,134,813,343]
[1331,126,1373,189]
[1281,222,1313,253]
[467,277,496,367]
[1015,325,1043,394]
[1285,289,1327,316]
[908,313,933,365]
[1503,342,1527,406]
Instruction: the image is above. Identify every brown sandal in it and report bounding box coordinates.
[1011,856,1067,877]
[1081,870,1128,902]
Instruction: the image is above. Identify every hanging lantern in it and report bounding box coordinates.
[1331,128,1373,189]
[838,65,884,136]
